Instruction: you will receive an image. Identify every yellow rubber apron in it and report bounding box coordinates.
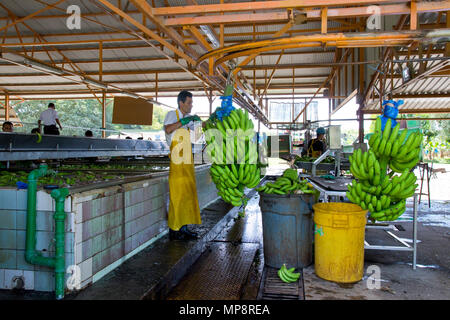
[167,109,202,231]
[307,138,321,158]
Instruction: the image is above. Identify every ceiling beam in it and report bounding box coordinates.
[128,0,200,61]
[153,0,411,16]
[197,29,450,64]
[163,1,450,26]
[0,68,187,77]
[0,0,67,33]
[95,0,196,65]
[232,20,296,78]
[0,75,329,86]
[363,108,450,114]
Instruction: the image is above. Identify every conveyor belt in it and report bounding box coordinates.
[0,132,171,161]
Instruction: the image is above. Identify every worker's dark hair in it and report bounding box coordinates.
[85,130,93,137]
[48,103,55,108]
[31,128,40,134]
[177,90,193,106]
[2,121,13,128]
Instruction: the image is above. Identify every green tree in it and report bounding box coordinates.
[12,99,168,136]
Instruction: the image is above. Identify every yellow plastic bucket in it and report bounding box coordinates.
[313,202,368,283]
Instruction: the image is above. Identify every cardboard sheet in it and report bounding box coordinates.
[112,97,153,125]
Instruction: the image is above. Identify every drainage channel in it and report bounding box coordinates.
[257,267,305,300]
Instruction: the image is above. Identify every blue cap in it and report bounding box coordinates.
[316,127,325,135]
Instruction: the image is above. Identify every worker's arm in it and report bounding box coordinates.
[165,115,204,134]
[38,120,41,131]
[55,118,62,129]
[164,121,182,135]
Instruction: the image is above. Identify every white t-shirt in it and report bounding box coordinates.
[39,108,59,126]
[163,108,195,146]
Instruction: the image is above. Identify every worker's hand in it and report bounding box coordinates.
[180,116,194,126]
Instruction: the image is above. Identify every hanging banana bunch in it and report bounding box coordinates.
[347,116,422,221]
[204,94,261,208]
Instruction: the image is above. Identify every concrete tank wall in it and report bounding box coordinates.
[0,165,218,293]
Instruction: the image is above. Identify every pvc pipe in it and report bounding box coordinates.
[25,164,56,268]
[51,188,70,300]
[25,163,70,300]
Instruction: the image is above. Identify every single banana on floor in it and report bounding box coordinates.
[278,264,301,283]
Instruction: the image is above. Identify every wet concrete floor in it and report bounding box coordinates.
[1,187,449,300]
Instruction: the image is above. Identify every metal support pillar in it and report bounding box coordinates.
[358,100,365,144]
[328,98,331,128]
[102,91,106,138]
[5,94,9,121]
[412,193,418,270]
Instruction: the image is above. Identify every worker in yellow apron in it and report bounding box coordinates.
[164,90,203,241]
[306,127,327,158]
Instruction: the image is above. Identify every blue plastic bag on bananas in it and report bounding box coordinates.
[378,99,404,131]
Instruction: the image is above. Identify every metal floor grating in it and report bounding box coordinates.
[166,242,259,300]
[258,267,305,300]
[213,205,262,244]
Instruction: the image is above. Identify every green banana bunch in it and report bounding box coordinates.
[278,264,300,283]
[256,169,317,195]
[348,115,422,221]
[206,108,261,207]
[210,163,260,207]
[369,199,406,221]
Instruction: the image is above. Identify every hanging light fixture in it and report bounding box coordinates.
[23,58,64,75]
[199,25,220,49]
[83,77,109,89]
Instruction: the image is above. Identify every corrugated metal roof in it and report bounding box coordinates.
[364,98,450,113]
[366,45,450,115]
[0,0,447,113]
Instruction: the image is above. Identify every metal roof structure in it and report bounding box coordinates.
[362,11,450,115]
[0,0,449,129]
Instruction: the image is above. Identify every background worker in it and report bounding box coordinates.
[305,127,327,157]
[164,90,204,241]
[38,103,62,135]
[2,121,13,132]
